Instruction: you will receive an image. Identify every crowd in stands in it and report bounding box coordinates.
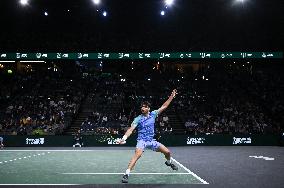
[0,61,283,135]
[178,63,283,135]
[0,62,85,135]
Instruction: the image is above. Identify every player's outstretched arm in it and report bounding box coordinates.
[118,126,135,144]
[158,89,178,115]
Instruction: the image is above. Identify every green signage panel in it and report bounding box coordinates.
[0,52,282,60]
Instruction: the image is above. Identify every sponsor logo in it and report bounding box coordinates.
[233,137,251,144]
[187,137,205,145]
[106,137,120,145]
[26,138,45,145]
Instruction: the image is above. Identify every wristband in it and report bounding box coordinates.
[122,135,127,141]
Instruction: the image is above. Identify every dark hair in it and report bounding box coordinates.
[141,101,151,108]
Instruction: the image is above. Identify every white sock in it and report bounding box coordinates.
[125,169,130,176]
[167,159,172,164]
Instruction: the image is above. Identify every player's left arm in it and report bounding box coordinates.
[157,89,178,115]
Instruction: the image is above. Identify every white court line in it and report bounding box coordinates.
[0,152,47,164]
[249,156,275,160]
[171,157,209,184]
[0,184,79,185]
[62,172,189,175]
[1,150,108,152]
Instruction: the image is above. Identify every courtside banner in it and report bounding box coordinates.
[2,135,280,147]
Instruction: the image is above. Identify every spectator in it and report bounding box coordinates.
[162,115,169,124]
[0,136,4,149]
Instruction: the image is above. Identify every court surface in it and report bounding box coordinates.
[0,148,207,185]
[0,146,283,188]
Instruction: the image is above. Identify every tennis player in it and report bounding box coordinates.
[118,89,178,183]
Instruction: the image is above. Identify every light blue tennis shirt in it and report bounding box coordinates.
[131,110,159,141]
